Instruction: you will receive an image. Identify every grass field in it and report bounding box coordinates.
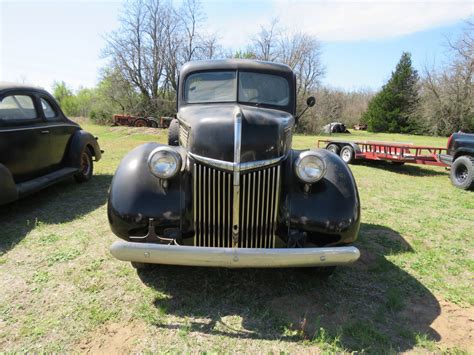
[0,123,472,353]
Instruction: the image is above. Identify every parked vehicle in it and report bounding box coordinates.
[112,114,172,128]
[108,60,361,271]
[319,132,474,190]
[322,122,350,134]
[0,83,102,206]
[440,132,474,190]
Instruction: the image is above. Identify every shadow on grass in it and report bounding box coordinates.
[138,223,441,352]
[355,160,447,177]
[0,174,112,253]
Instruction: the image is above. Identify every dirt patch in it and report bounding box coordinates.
[403,297,474,352]
[76,321,147,353]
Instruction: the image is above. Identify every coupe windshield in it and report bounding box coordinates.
[184,71,290,106]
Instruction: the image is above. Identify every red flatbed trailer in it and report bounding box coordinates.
[317,139,450,167]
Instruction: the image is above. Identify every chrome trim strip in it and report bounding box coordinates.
[188,152,234,171]
[188,152,285,172]
[232,109,242,247]
[240,156,285,171]
[110,241,361,268]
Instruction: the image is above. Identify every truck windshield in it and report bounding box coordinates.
[184,70,290,107]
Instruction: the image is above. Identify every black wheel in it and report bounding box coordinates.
[326,143,340,155]
[340,145,355,164]
[450,156,474,190]
[74,149,93,183]
[168,119,180,146]
[131,262,154,270]
[149,120,158,128]
[134,118,148,127]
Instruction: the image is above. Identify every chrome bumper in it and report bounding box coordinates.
[110,240,360,268]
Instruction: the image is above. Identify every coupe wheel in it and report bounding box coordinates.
[326,144,340,155]
[340,146,355,164]
[451,156,474,190]
[74,149,93,183]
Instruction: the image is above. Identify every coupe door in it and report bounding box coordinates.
[0,93,48,182]
[39,96,79,170]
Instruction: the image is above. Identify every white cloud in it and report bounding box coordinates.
[274,0,473,41]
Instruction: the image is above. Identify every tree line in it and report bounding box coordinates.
[55,0,472,136]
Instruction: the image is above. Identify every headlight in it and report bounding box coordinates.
[147,147,182,179]
[294,151,326,183]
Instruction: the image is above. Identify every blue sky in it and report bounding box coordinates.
[0,0,472,92]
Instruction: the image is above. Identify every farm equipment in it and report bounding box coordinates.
[112,114,173,128]
[353,124,367,130]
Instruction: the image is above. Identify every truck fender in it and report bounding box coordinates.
[280,148,361,246]
[0,163,18,205]
[64,130,102,168]
[107,143,188,240]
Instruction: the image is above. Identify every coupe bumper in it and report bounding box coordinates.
[110,240,360,268]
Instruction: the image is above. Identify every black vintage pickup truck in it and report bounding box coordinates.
[107,59,361,272]
[440,132,474,190]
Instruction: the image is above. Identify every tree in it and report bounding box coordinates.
[419,20,473,135]
[52,81,79,116]
[103,0,220,115]
[362,52,420,133]
[248,20,324,96]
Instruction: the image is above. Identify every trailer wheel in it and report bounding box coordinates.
[340,146,355,164]
[168,119,180,146]
[450,155,474,190]
[326,144,340,155]
[134,118,148,127]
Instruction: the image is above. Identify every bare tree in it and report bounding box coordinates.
[420,20,473,135]
[249,20,325,96]
[104,0,216,113]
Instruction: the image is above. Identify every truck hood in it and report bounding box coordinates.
[178,103,294,163]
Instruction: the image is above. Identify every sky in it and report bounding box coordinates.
[0,0,472,92]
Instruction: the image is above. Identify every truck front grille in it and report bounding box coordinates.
[193,163,281,248]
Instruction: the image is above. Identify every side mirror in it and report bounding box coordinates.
[295,96,316,122]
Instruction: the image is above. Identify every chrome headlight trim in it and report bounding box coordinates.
[147,146,182,179]
[294,151,327,183]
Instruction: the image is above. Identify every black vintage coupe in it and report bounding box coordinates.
[108,60,360,271]
[0,83,102,206]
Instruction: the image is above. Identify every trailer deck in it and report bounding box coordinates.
[317,139,450,167]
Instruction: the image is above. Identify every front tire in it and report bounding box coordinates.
[340,145,355,164]
[451,156,474,190]
[168,119,180,146]
[74,149,93,183]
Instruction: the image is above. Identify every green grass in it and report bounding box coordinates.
[0,123,472,353]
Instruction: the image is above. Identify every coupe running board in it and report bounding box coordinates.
[17,167,78,197]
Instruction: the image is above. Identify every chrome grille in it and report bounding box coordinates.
[193,163,281,248]
[179,125,189,147]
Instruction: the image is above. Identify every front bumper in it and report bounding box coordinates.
[110,240,360,268]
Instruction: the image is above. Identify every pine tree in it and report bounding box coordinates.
[362,52,421,133]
